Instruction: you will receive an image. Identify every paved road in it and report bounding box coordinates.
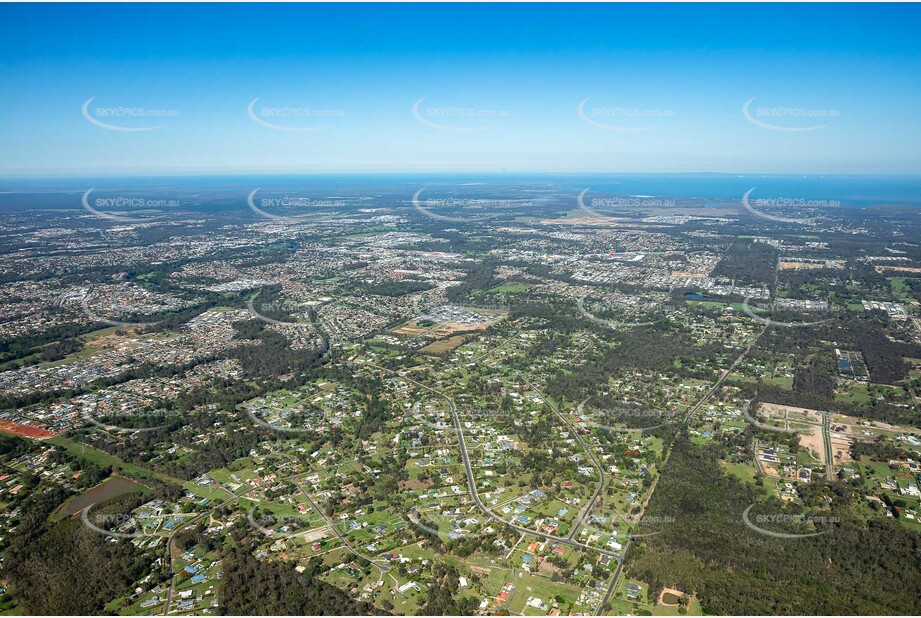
[822,412,834,478]
[301,491,390,572]
[597,538,632,614]
[684,323,768,423]
[370,363,622,560]
[163,489,247,613]
[593,322,770,616]
[752,438,765,475]
[518,376,606,542]
[164,470,317,613]
[367,310,768,614]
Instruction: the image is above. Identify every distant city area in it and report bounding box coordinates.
[2,1,920,616]
[0,176,920,616]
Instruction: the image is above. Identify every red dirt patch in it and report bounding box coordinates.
[0,419,54,439]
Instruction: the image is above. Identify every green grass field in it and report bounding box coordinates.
[47,436,227,502]
[489,283,533,294]
[836,383,871,404]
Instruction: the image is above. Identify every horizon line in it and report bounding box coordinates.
[3,170,921,182]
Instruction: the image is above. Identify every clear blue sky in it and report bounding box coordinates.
[1,3,919,177]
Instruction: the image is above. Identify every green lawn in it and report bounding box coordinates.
[489,283,533,294]
[48,436,184,487]
[686,300,726,309]
[836,383,871,404]
[652,596,703,616]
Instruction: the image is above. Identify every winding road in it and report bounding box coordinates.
[369,362,622,560]
[518,375,606,542]
[301,491,390,572]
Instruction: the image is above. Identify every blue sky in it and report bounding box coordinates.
[1,3,919,177]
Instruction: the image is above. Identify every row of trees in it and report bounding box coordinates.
[626,433,921,615]
[220,537,384,615]
[1,486,152,614]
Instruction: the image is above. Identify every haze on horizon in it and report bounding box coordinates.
[1,3,919,177]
